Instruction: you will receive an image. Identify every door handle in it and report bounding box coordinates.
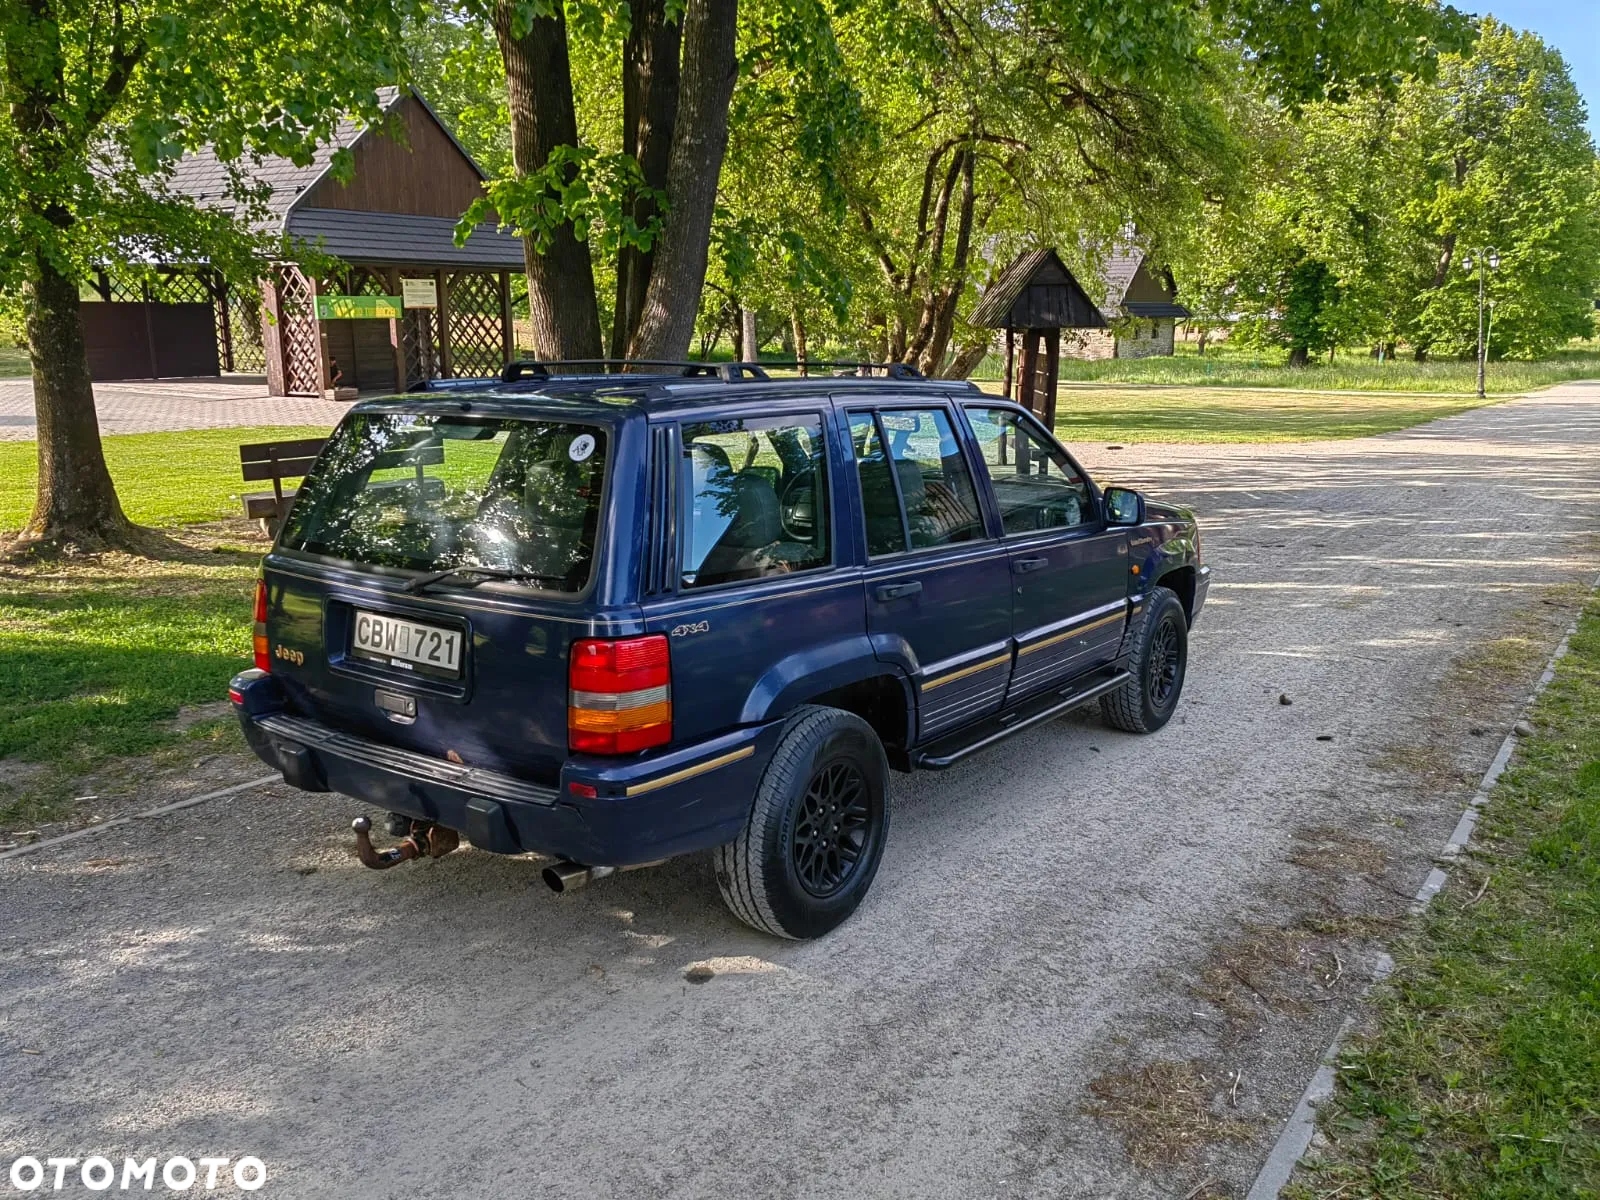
[874,581,923,602]
[1012,556,1049,574]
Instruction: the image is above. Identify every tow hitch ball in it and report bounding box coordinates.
[351,815,459,870]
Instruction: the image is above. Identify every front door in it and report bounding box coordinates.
[963,405,1132,703]
[847,404,1014,743]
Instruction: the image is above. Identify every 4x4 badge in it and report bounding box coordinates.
[670,620,710,638]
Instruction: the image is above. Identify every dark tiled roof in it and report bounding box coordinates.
[968,248,1054,328]
[166,87,405,227]
[1098,243,1144,307]
[968,248,1106,330]
[1124,300,1192,319]
[284,209,525,270]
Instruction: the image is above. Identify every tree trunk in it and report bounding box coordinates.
[917,149,976,376]
[610,0,680,360]
[736,306,757,361]
[495,2,603,360]
[943,338,989,380]
[792,308,808,375]
[626,0,739,362]
[12,253,134,553]
[1287,345,1310,368]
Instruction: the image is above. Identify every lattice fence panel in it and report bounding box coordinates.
[225,284,266,373]
[355,268,392,297]
[276,266,321,395]
[148,271,213,304]
[101,274,144,302]
[448,272,504,379]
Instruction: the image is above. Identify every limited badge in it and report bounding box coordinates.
[569,433,596,462]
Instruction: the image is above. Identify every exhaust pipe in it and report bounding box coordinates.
[541,861,616,893]
[540,857,668,893]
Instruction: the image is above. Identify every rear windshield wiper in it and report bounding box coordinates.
[405,565,566,593]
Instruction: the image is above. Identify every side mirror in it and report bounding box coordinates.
[1104,486,1143,526]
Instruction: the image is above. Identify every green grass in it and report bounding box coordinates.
[0,345,28,377]
[972,340,1600,395]
[970,382,1504,443]
[0,542,259,826]
[1290,600,1600,1198]
[0,390,1505,548]
[0,424,332,533]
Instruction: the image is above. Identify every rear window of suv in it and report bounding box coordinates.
[279,412,608,592]
[680,414,830,588]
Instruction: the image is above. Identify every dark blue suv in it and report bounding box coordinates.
[230,362,1209,938]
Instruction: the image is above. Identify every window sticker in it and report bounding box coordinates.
[568,433,597,462]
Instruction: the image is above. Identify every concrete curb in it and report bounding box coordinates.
[0,774,278,863]
[1244,591,1592,1199]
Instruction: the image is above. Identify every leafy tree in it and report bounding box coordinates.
[456,0,738,361]
[1401,18,1600,359]
[1180,17,1599,365]
[828,0,1470,376]
[0,0,417,553]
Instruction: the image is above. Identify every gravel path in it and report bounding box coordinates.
[3,384,1598,1198]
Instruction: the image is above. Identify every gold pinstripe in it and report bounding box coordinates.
[921,650,1012,691]
[624,746,755,797]
[1016,610,1125,657]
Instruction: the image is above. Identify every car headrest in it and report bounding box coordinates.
[894,459,926,512]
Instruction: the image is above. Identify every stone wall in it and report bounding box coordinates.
[1062,318,1177,361]
[1114,317,1176,359]
[1064,329,1117,361]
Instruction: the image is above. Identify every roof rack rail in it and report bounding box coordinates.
[753,360,925,380]
[498,358,770,384]
[496,358,924,385]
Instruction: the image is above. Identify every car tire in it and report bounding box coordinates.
[1101,585,1188,734]
[715,705,890,940]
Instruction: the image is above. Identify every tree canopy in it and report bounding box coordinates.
[1,0,417,552]
[1177,18,1600,363]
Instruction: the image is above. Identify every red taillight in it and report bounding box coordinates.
[253,578,270,672]
[568,635,671,754]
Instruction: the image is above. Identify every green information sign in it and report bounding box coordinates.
[315,294,404,320]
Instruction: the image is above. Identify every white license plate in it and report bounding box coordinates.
[352,610,462,674]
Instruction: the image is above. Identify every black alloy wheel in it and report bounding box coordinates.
[790,761,873,898]
[1101,584,1188,734]
[1147,610,1183,708]
[716,706,890,939]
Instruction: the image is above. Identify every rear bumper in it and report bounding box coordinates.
[229,671,778,866]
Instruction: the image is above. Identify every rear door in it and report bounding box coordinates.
[963,405,1132,702]
[846,402,1014,743]
[265,406,628,785]
[640,404,862,745]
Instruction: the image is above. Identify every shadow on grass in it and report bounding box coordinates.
[0,571,254,770]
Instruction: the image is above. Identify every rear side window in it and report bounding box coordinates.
[279,412,607,592]
[849,408,985,555]
[679,415,830,589]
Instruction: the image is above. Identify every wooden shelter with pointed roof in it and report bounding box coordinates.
[83,87,528,395]
[969,248,1106,427]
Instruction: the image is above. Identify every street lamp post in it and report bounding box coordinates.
[1460,247,1500,399]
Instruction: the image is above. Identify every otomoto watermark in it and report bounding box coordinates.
[5,1157,267,1193]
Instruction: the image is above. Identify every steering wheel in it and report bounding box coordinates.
[778,469,818,541]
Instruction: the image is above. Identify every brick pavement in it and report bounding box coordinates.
[0,376,356,441]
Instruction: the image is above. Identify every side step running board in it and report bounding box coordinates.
[912,670,1133,770]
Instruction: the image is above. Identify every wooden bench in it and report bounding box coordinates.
[239,437,327,533]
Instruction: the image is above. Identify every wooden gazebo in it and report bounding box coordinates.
[969,248,1106,426]
[167,87,526,396]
